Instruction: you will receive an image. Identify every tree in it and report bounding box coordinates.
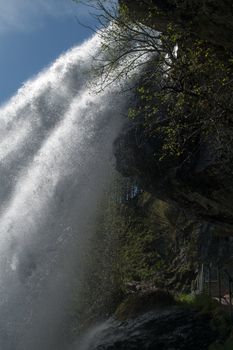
[74,0,233,172]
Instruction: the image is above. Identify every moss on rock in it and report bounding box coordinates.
[115,289,175,320]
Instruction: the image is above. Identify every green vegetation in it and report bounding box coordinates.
[115,192,198,292]
[133,30,233,164]
[177,293,219,311]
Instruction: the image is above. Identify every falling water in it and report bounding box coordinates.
[0,32,131,350]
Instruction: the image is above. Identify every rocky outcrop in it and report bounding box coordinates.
[114,122,233,228]
[83,308,216,350]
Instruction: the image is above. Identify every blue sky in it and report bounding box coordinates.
[0,0,98,104]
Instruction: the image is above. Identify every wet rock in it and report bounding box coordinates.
[83,308,216,350]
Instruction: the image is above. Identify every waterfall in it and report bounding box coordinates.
[0,32,130,350]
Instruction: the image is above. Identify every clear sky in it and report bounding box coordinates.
[0,0,97,104]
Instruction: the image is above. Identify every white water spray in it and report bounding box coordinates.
[0,32,130,350]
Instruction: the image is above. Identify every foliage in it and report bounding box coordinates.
[116,199,168,287]
[132,30,233,169]
[74,0,233,173]
[113,191,199,292]
[74,0,165,90]
[176,293,219,313]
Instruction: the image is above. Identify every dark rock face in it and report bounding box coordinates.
[83,309,216,350]
[114,122,233,229]
[113,121,233,291]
